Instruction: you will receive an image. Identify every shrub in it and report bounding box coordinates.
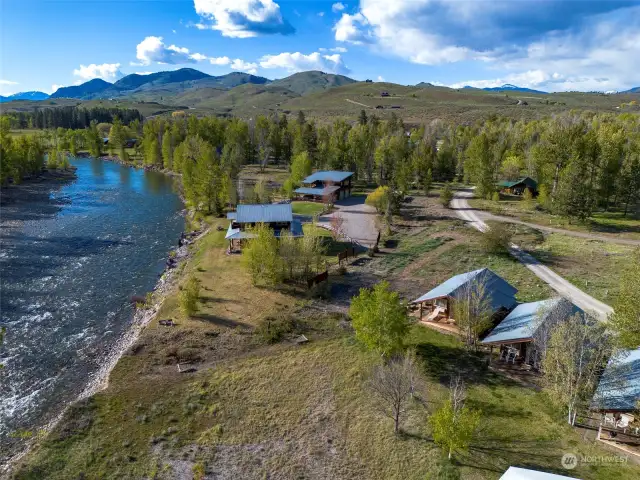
[366,186,391,213]
[179,276,200,317]
[523,188,534,203]
[491,191,500,202]
[481,223,512,254]
[440,183,454,207]
[255,315,295,344]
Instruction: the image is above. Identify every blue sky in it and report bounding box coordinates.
[2,0,640,96]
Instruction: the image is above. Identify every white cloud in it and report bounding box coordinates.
[319,46,348,53]
[231,59,259,74]
[318,12,324,17]
[209,56,232,66]
[259,51,350,75]
[135,36,208,65]
[73,63,124,82]
[0,79,18,85]
[172,29,177,34]
[333,1,640,91]
[334,12,373,45]
[50,84,62,94]
[332,2,346,13]
[134,71,154,76]
[377,75,384,82]
[194,0,294,38]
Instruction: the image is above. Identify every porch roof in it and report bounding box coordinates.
[294,185,340,196]
[410,268,518,312]
[592,347,640,412]
[481,298,581,345]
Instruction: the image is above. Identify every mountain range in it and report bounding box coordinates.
[0,91,50,103]
[463,84,548,94]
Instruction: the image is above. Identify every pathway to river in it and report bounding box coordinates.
[0,158,184,463]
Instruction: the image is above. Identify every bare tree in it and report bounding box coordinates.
[541,312,616,425]
[367,352,424,434]
[330,212,345,241]
[530,298,575,367]
[452,277,493,349]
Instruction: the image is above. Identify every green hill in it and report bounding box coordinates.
[51,79,113,99]
[269,71,357,96]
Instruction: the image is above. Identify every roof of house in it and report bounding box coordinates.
[481,298,582,345]
[592,347,640,412]
[235,204,293,224]
[410,268,518,312]
[302,171,354,184]
[224,219,303,240]
[294,185,341,196]
[499,466,577,480]
[497,177,538,189]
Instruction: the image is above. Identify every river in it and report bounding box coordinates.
[0,158,184,462]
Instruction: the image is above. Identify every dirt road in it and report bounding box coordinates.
[345,98,371,109]
[451,190,614,320]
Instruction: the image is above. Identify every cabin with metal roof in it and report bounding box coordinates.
[592,347,640,414]
[497,177,538,195]
[224,203,303,251]
[481,298,582,368]
[410,268,518,333]
[294,171,354,202]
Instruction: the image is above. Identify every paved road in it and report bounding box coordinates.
[451,190,614,320]
[320,196,379,248]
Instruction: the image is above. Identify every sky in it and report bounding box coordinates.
[1,0,640,96]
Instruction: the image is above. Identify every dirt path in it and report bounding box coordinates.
[476,210,640,246]
[345,98,371,109]
[451,190,613,320]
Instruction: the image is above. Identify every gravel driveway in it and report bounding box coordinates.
[320,196,379,249]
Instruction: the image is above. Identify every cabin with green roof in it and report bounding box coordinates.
[497,177,538,196]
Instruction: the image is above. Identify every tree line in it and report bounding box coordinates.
[3,108,639,219]
[4,106,142,130]
[124,109,640,219]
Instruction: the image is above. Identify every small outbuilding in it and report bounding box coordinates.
[497,177,538,196]
[592,347,640,428]
[410,268,518,329]
[295,171,354,203]
[481,298,582,368]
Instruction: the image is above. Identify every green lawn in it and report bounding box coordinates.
[292,201,326,216]
[515,231,633,304]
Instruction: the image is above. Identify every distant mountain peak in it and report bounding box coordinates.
[0,91,50,102]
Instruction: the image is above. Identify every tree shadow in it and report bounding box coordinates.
[192,313,251,329]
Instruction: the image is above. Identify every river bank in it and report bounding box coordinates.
[0,157,186,473]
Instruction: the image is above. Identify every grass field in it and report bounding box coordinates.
[469,197,640,240]
[513,229,633,304]
[291,201,326,216]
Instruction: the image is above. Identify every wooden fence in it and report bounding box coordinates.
[337,246,358,264]
[307,270,329,289]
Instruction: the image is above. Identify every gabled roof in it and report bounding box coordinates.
[592,347,640,412]
[410,268,518,312]
[235,204,293,224]
[499,466,576,480]
[302,171,354,184]
[225,219,304,240]
[497,177,538,189]
[481,298,582,345]
[294,185,340,196]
